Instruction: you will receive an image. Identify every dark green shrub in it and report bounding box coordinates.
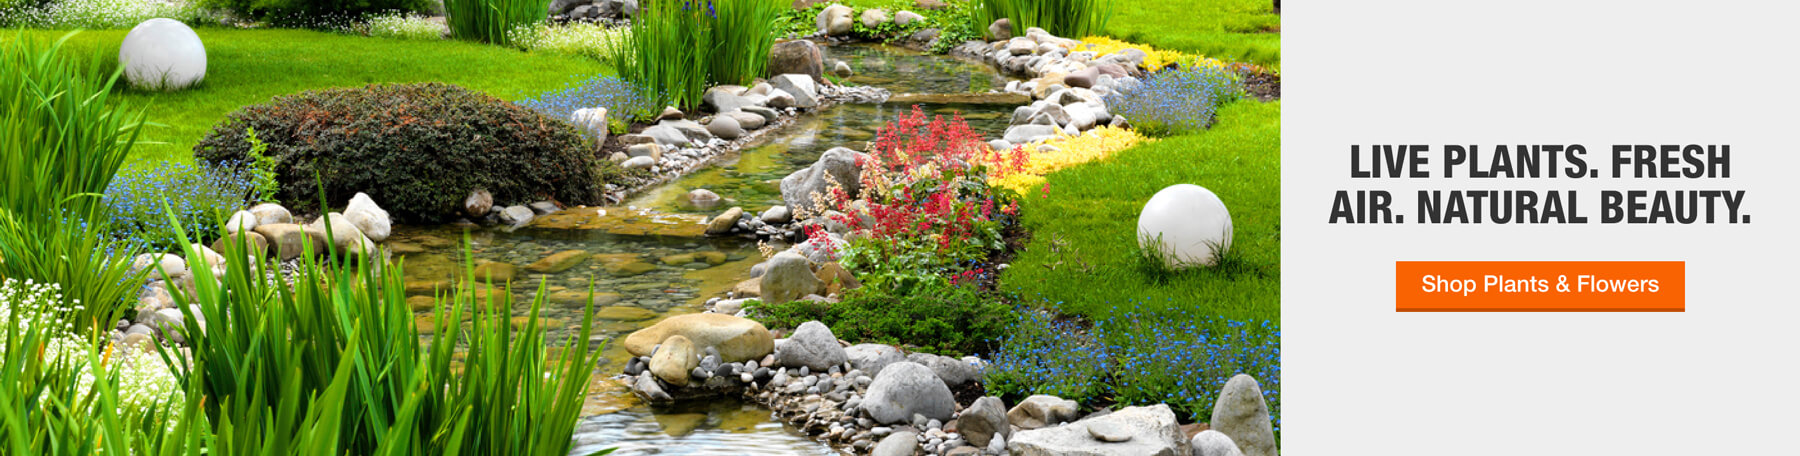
[748,283,1012,357]
[203,0,435,27]
[195,82,620,223]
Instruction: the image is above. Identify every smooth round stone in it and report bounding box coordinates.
[120,19,207,90]
[1085,420,1133,442]
[1137,184,1233,268]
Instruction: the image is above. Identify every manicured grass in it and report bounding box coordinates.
[1107,0,1280,67]
[1000,99,1280,323]
[4,28,604,167]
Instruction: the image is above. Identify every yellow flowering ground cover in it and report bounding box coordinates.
[1078,36,1231,72]
[990,126,1152,196]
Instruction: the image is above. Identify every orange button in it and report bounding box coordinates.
[1396,261,1685,312]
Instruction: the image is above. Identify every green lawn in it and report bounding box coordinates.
[1000,99,1281,323]
[1108,0,1280,67]
[7,28,604,167]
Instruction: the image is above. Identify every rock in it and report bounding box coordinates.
[705,115,746,140]
[723,111,767,130]
[248,203,292,225]
[792,230,845,263]
[894,10,923,26]
[770,74,820,108]
[779,147,865,214]
[759,251,820,305]
[186,243,225,270]
[818,4,854,35]
[304,213,373,255]
[1008,395,1079,430]
[862,361,956,424]
[766,89,799,109]
[571,106,609,146]
[872,431,919,456]
[120,18,206,90]
[987,18,1012,40]
[627,143,664,161]
[1192,430,1246,456]
[224,210,257,234]
[211,231,269,257]
[1138,184,1233,268]
[832,60,854,78]
[760,205,793,224]
[1006,37,1036,56]
[658,106,684,121]
[1004,124,1060,144]
[989,139,1014,151]
[633,371,673,402]
[649,335,699,387]
[622,156,656,170]
[1008,405,1189,456]
[622,313,774,362]
[859,8,890,28]
[641,124,695,148]
[908,352,978,386]
[529,201,560,215]
[687,189,723,208]
[464,189,493,218]
[741,105,780,124]
[959,396,1010,448]
[776,321,847,370]
[1064,103,1099,130]
[525,250,591,273]
[548,0,583,15]
[845,343,903,376]
[499,205,535,227]
[470,261,516,283]
[768,40,825,83]
[252,223,316,260]
[1210,375,1276,456]
[703,86,755,114]
[343,192,391,242]
[706,207,744,235]
[813,261,860,296]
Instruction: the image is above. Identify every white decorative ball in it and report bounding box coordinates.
[119,18,207,91]
[1137,184,1234,268]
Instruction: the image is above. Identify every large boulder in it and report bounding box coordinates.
[649,335,699,387]
[1192,430,1246,456]
[1210,374,1277,456]
[1008,395,1080,430]
[571,107,609,146]
[861,361,956,424]
[120,18,206,91]
[224,210,257,234]
[768,40,825,83]
[894,10,924,26]
[908,352,980,386]
[305,213,375,255]
[859,8,890,28]
[758,251,820,305]
[987,18,1012,40]
[249,203,292,225]
[769,74,820,108]
[776,321,847,370]
[1007,404,1190,456]
[845,344,904,376]
[816,4,854,35]
[252,223,319,260]
[622,313,774,362]
[959,396,1011,448]
[344,192,392,242]
[778,147,865,214]
[702,86,756,114]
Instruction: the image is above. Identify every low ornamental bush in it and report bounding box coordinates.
[1105,64,1243,136]
[829,106,1024,292]
[194,82,620,223]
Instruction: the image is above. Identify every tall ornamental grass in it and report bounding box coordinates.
[444,0,546,46]
[972,0,1114,39]
[604,0,782,109]
[0,31,147,330]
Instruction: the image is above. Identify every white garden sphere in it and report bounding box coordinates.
[119,18,207,91]
[1137,184,1234,268]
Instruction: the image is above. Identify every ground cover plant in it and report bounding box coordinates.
[748,280,1012,356]
[516,74,657,123]
[103,161,256,252]
[363,12,446,40]
[1106,63,1244,136]
[194,82,620,223]
[603,0,782,109]
[0,28,601,167]
[511,21,627,60]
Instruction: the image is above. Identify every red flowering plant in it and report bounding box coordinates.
[826,106,1026,293]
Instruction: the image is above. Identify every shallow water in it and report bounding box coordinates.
[393,43,1016,455]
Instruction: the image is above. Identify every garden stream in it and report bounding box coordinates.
[378,44,1015,455]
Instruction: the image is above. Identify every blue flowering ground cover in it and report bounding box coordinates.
[103,162,256,252]
[984,299,1281,436]
[1106,65,1244,137]
[515,75,661,124]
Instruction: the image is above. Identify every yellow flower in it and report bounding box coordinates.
[985,126,1152,195]
[1077,36,1233,73]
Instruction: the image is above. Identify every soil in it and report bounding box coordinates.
[1243,70,1281,102]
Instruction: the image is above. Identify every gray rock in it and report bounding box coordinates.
[817,4,854,35]
[248,202,292,226]
[862,361,955,424]
[528,201,559,215]
[548,0,584,15]
[1003,124,1060,144]
[628,143,665,160]
[833,60,854,78]
[706,115,746,140]
[658,106,684,121]
[620,0,636,17]
[779,147,865,214]
[622,156,656,170]
[464,189,493,218]
[1008,395,1079,429]
[893,10,924,26]
[872,431,919,456]
[770,74,820,108]
[760,205,792,224]
[1210,374,1277,456]
[759,251,820,305]
[703,86,755,113]
[988,18,1011,40]
[649,334,699,387]
[1008,405,1189,456]
[706,207,744,236]
[768,40,824,83]
[766,89,800,109]
[845,343,905,377]
[571,106,609,146]
[776,321,847,370]
[741,105,780,124]
[907,352,980,386]
[224,210,257,234]
[1192,430,1246,456]
[859,8,890,28]
[723,111,767,130]
[988,139,1014,151]
[632,371,673,402]
[958,396,1010,448]
[641,124,694,147]
[498,205,535,227]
